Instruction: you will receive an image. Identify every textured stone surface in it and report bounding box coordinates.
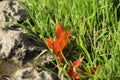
[0,1,63,80]
[12,68,41,80]
[0,67,41,80]
[0,0,28,27]
[0,28,40,60]
[0,28,54,80]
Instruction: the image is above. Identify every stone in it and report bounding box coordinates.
[0,28,56,80]
[0,28,53,65]
[0,0,64,80]
[0,0,28,27]
[0,67,41,80]
[14,68,41,80]
[39,70,57,80]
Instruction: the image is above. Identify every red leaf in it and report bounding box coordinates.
[55,23,70,50]
[55,22,66,38]
[81,65,101,80]
[82,65,101,75]
[90,66,101,74]
[45,38,61,54]
[68,56,84,80]
[45,38,63,63]
[45,22,70,63]
[45,38,54,49]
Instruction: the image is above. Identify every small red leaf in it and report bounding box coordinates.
[68,56,84,80]
[55,22,70,50]
[90,66,101,74]
[82,65,101,75]
[81,65,101,80]
[55,22,66,38]
[72,56,84,67]
[45,22,70,63]
[45,38,54,49]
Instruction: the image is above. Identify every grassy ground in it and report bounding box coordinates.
[19,0,120,80]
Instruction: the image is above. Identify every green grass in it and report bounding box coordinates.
[19,0,120,80]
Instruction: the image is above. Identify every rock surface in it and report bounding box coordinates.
[0,26,55,80]
[0,28,53,64]
[0,0,28,27]
[0,1,59,80]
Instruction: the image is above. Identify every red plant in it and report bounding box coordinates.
[45,22,70,63]
[68,57,101,80]
[45,22,101,80]
[68,56,84,80]
[81,65,101,80]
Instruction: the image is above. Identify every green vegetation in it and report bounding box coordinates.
[19,0,120,80]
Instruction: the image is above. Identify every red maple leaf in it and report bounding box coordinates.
[68,56,84,80]
[68,56,101,80]
[45,22,70,63]
[81,65,101,80]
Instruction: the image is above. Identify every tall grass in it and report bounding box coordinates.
[19,0,120,79]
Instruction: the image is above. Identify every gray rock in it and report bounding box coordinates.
[0,67,61,80]
[0,28,55,80]
[0,28,53,65]
[0,67,42,80]
[14,68,41,80]
[0,1,63,80]
[39,70,68,80]
[0,0,28,27]
[39,70,57,80]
